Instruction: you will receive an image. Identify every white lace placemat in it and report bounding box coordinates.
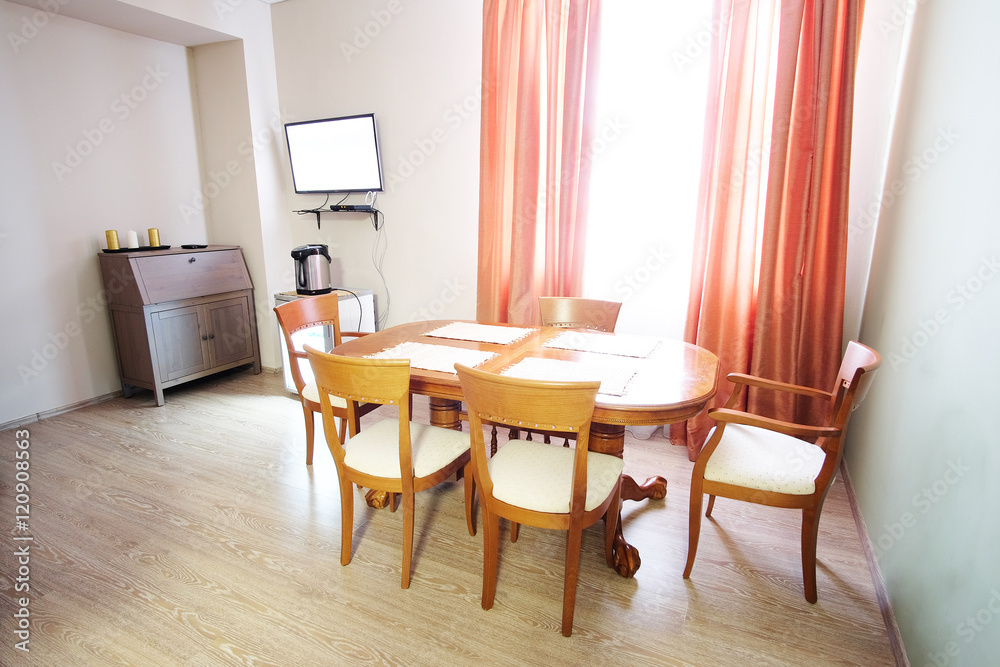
[500,357,636,396]
[366,341,497,374]
[423,322,534,345]
[542,330,660,358]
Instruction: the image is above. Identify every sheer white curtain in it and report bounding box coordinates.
[582,0,713,339]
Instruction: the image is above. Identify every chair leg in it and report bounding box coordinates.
[464,462,477,536]
[339,473,355,567]
[802,507,820,603]
[561,525,583,637]
[706,494,716,518]
[510,521,519,543]
[604,484,622,568]
[482,507,500,610]
[303,405,316,465]
[401,489,415,589]
[683,478,704,578]
[337,415,347,445]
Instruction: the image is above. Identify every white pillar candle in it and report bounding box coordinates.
[125,230,139,248]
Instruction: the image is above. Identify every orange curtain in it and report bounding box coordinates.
[477,0,601,326]
[683,0,862,459]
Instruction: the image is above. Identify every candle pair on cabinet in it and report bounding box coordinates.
[104,228,161,249]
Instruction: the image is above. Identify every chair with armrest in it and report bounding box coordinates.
[456,363,624,636]
[273,293,379,465]
[538,296,622,331]
[306,347,475,589]
[683,341,881,602]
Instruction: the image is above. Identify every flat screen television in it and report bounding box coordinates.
[284,113,384,194]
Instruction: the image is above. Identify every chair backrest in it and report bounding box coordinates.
[827,341,882,428]
[812,341,881,489]
[455,363,600,516]
[305,346,412,468]
[274,294,345,394]
[538,297,622,332]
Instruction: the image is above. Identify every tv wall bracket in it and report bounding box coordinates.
[295,205,378,229]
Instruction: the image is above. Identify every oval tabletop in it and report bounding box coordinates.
[333,320,719,427]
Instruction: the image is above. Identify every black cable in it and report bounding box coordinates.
[331,288,365,332]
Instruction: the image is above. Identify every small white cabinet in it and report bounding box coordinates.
[274,290,376,393]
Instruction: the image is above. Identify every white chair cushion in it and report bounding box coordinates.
[343,419,470,479]
[703,424,827,495]
[301,381,348,409]
[488,440,624,513]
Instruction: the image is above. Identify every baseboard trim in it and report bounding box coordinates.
[0,391,120,433]
[841,460,910,667]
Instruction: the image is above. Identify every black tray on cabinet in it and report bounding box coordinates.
[102,245,171,253]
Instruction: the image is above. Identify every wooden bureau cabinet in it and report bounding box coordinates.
[98,245,261,405]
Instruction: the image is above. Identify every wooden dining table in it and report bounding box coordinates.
[333,319,719,578]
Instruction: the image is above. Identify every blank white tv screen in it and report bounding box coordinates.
[284,114,384,194]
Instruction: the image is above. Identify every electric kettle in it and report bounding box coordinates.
[291,244,332,295]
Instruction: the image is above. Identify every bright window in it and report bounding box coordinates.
[583,1,713,337]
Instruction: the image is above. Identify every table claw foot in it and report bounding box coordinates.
[365,489,397,511]
[621,474,668,502]
[612,525,641,578]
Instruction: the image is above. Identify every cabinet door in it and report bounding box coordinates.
[206,297,254,367]
[151,305,210,381]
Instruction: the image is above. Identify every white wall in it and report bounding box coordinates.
[0,1,209,424]
[269,0,482,328]
[846,0,1000,665]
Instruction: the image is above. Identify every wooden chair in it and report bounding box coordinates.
[538,296,622,331]
[273,293,378,465]
[683,341,882,602]
[456,363,624,636]
[306,347,476,589]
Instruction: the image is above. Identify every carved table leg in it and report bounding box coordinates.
[364,397,463,509]
[428,396,463,431]
[589,422,668,578]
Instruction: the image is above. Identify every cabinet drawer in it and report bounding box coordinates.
[136,250,251,303]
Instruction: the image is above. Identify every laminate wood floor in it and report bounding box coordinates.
[1,369,896,666]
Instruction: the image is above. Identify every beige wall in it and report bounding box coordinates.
[846,0,1000,665]
[0,1,209,424]
[269,0,482,329]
